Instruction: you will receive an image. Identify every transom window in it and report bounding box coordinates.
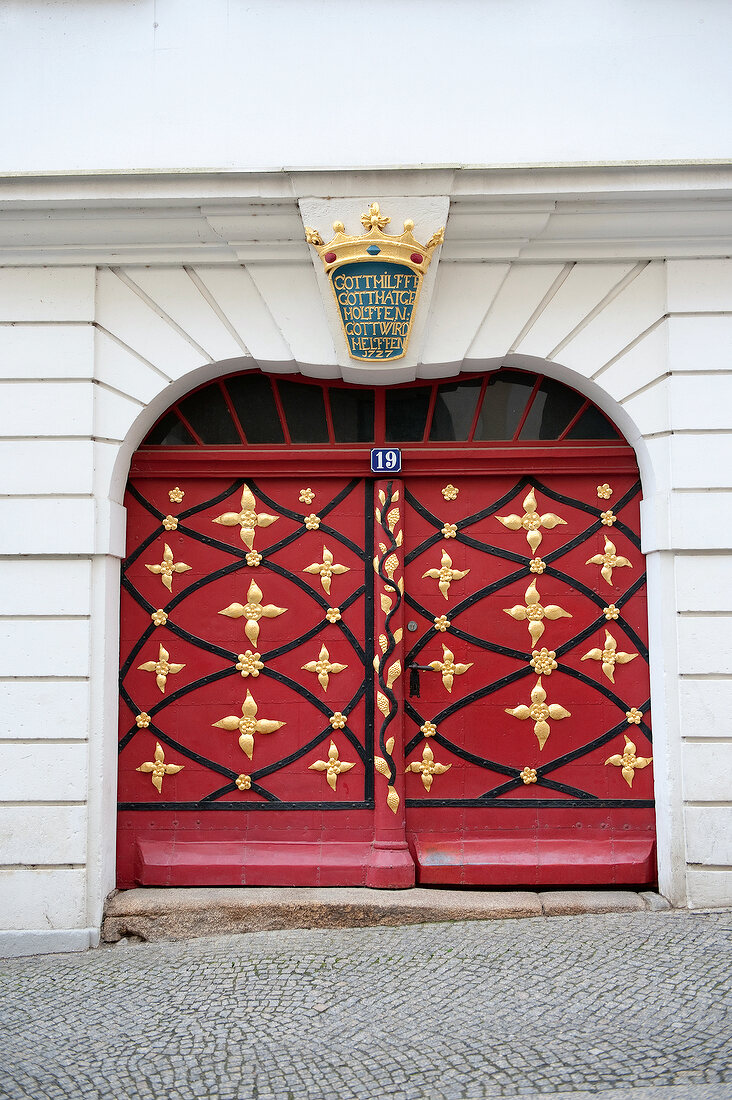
[143,369,622,448]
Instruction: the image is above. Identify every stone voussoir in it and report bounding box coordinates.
[102,886,544,942]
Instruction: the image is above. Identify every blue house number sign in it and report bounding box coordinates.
[370,448,401,473]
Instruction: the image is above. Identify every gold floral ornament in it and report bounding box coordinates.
[529,558,546,574]
[304,514,321,531]
[235,774,252,791]
[581,630,637,684]
[496,488,567,554]
[605,734,652,788]
[150,609,168,627]
[422,550,470,601]
[137,742,184,793]
[309,740,355,791]
[405,743,451,792]
[301,644,347,693]
[299,488,315,504]
[626,707,643,725]
[420,721,437,738]
[603,604,620,620]
[428,644,473,693]
[168,486,185,503]
[325,607,341,623]
[246,551,262,568]
[162,515,178,531]
[218,580,287,646]
[135,712,151,728]
[597,483,613,500]
[329,711,346,729]
[137,644,185,694]
[213,484,278,550]
[433,614,451,632]
[441,484,459,501]
[586,538,632,586]
[520,767,538,785]
[600,510,617,527]
[505,677,571,750]
[441,523,457,539]
[503,579,571,645]
[145,543,191,593]
[530,648,557,676]
[213,688,285,759]
[235,651,264,678]
[303,545,350,595]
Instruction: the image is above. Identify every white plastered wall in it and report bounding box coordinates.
[1,249,731,955]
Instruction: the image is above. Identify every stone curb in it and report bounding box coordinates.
[102,886,670,943]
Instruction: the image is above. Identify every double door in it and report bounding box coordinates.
[118,466,654,887]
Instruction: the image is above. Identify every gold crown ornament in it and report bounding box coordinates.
[305,203,445,363]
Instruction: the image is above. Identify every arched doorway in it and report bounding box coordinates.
[117,368,655,888]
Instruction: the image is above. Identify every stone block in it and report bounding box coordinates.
[666,259,732,313]
[685,805,732,865]
[0,439,95,495]
[678,616,732,676]
[0,744,88,801]
[0,559,91,616]
[2,619,91,678]
[679,678,732,740]
[0,805,87,864]
[0,324,93,380]
[0,868,87,929]
[0,680,90,741]
[539,890,646,916]
[681,741,732,802]
[0,497,96,554]
[0,267,94,322]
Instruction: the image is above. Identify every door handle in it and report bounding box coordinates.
[407,663,432,697]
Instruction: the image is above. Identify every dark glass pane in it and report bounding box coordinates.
[519,378,585,440]
[330,387,375,443]
[429,379,482,441]
[178,385,239,444]
[385,386,431,442]
[277,380,329,443]
[144,410,195,446]
[473,371,536,440]
[566,405,622,440]
[226,374,284,445]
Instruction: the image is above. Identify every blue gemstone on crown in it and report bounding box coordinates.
[366,245,381,255]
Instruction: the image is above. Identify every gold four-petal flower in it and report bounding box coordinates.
[605,734,652,788]
[145,543,191,593]
[308,740,355,790]
[213,484,278,550]
[136,741,184,793]
[137,643,185,694]
[212,688,285,759]
[581,629,637,683]
[405,742,451,791]
[586,538,632,586]
[427,643,473,693]
[505,676,571,750]
[303,545,350,595]
[422,550,470,601]
[496,488,567,553]
[301,644,348,693]
[503,579,572,645]
[218,580,287,646]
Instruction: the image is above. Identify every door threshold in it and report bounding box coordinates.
[102,885,669,944]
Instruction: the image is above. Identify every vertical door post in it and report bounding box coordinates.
[367,479,415,887]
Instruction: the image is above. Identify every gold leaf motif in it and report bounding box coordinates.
[136,741,184,794]
[380,593,393,614]
[386,786,400,814]
[301,643,348,693]
[405,742,451,791]
[392,490,400,503]
[137,643,185,694]
[505,676,571,750]
[308,739,356,791]
[213,485,278,551]
[605,733,652,788]
[586,538,633,586]
[302,545,350,596]
[373,654,380,671]
[581,629,637,683]
[385,736,395,755]
[217,579,287,646]
[386,659,402,688]
[503,578,571,645]
[376,690,390,716]
[375,508,382,525]
[145,543,191,593]
[379,633,388,653]
[386,507,400,532]
[496,488,567,553]
[374,756,390,777]
[395,530,403,547]
[378,490,386,506]
[422,550,470,601]
[212,688,285,759]
[426,644,473,693]
[392,627,403,646]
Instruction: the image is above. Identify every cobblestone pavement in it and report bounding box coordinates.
[1,910,731,1100]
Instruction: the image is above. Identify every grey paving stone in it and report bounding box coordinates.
[1,910,730,1100]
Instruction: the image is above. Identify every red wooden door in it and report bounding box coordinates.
[117,369,655,888]
[401,471,654,885]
